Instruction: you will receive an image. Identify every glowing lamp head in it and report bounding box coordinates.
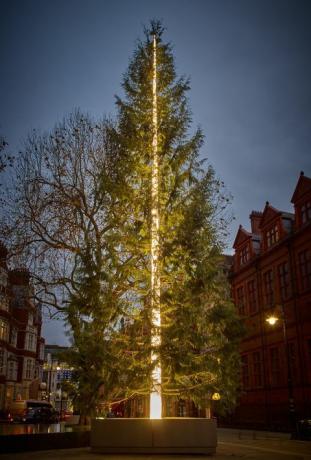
[266,316,279,326]
[212,392,221,401]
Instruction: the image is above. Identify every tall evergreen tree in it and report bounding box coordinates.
[3,21,242,417]
[110,21,243,414]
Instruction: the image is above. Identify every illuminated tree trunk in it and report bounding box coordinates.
[150,33,162,419]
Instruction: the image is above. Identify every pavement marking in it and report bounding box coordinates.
[219,441,311,460]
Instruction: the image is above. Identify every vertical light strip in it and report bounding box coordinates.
[150,33,162,419]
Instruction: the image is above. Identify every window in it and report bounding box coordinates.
[301,201,311,224]
[263,270,274,306]
[7,357,18,381]
[241,355,250,388]
[0,319,9,341]
[10,328,17,347]
[136,398,144,417]
[239,245,249,266]
[299,250,311,291]
[166,397,173,417]
[24,358,34,380]
[35,364,43,381]
[247,280,257,314]
[0,348,7,375]
[278,262,291,300]
[39,343,45,361]
[270,347,281,386]
[288,342,297,384]
[253,351,263,387]
[0,293,9,311]
[178,400,186,417]
[236,286,245,315]
[25,333,37,352]
[266,225,279,248]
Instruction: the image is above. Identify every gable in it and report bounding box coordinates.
[259,203,281,229]
[291,173,311,204]
[233,225,252,249]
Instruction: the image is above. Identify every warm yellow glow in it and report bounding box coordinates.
[212,392,221,401]
[150,32,162,419]
[150,391,162,419]
[266,315,279,326]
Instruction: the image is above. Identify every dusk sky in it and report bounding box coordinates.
[1,0,310,344]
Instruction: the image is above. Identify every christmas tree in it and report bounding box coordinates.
[4,21,242,419]
[109,20,243,416]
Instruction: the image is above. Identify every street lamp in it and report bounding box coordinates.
[266,305,297,438]
[56,366,61,415]
[266,315,278,326]
[47,359,53,402]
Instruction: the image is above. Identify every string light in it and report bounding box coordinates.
[150,32,162,419]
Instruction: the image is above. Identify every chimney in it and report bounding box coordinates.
[249,211,262,234]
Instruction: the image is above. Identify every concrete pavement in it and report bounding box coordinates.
[217,428,311,460]
[0,428,310,460]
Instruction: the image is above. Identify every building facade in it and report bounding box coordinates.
[43,344,73,412]
[229,172,311,430]
[0,244,45,414]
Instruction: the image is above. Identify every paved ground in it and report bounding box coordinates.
[217,428,311,459]
[0,429,310,460]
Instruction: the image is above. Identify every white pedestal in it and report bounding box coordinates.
[91,417,217,455]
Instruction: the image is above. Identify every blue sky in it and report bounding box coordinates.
[1,0,311,344]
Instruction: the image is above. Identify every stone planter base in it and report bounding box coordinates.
[91,417,217,455]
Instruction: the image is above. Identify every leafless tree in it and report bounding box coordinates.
[1,111,118,317]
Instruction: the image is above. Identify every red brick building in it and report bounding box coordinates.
[0,243,45,414]
[229,172,311,430]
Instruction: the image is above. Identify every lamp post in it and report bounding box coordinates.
[266,304,297,437]
[47,359,53,402]
[56,366,61,415]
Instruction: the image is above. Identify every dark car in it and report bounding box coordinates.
[21,406,59,424]
[8,399,57,423]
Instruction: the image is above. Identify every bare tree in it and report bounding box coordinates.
[2,111,118,315]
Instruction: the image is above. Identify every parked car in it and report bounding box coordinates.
[21,406,59,424]
[7,400,57,423]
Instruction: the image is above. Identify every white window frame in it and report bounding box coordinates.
[25,332,37,352]
[0,319,9,341]
[0,348,7,375]
[24,358,34,380]
[7,356,18,381]
[11,328,18,347]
